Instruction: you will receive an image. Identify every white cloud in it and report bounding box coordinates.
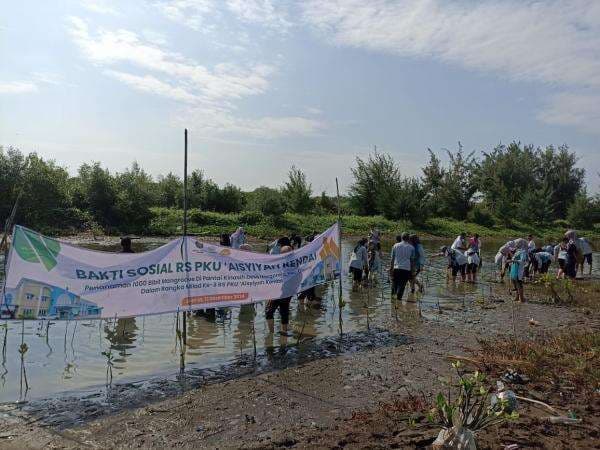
[187,110,324,139]
[306,107,323,115]
[68,16,273,103]
[538,92,600,134]
[225,0,291,30]
[303,0,600,134]
[68,16,323,138]
[105,70,201,103]
[303,0,600,87]
[157,0,290,31]
[81,0,118,15]
[157,0,216,31]
[0,81,38,94]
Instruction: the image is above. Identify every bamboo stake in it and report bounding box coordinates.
[182,129,188,346]
[335,178,343,339]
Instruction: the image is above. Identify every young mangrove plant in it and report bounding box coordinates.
[430,361,518,450]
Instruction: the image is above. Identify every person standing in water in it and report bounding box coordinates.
[230,227,246,249]
[349,238,369,289]
[409,234,425,293]
[389,233,415,301]
[578,237,593,276]
[265,245,293,336]
[451,232,467,251]
[120,237,135,253]
[509,239,529,302]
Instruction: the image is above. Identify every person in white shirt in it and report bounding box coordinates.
[578,237,593,276]
[349,238,369,289]
[495,240,515,281]
[451,233,467,251]
[527,234,537,251]
[389,233,415,300]
[230,227,246,249]
[466,248,480,283]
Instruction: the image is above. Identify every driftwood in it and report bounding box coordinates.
[546,416,582,425]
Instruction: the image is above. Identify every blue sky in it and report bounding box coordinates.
[1,0,599,194]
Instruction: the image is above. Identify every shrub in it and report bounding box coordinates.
[238,211,262,226]
[467,205,495,228]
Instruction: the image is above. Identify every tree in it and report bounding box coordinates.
[282,166,313,214]
[73,162,119,228]
[378,176,430,225]
[437,143,479,220]
[349,152,401,215]
[315,191,337,214]
[156,173,183,208]
[518,186,554,226]
[422,149,445,214]
[114,162,157,233]
[567,194,600,229]
[19,154,73,227]
[477,142,540,212]
[538,145,585,219]
[247,186,286,217]
[215,184,245,213]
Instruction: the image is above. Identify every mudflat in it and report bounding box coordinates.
[1,293,598,449]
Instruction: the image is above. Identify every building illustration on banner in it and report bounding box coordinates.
[1,278,103,320]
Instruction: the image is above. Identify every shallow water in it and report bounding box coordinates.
[0,237,598,403]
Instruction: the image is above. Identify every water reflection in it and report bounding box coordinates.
[0,237,598,402]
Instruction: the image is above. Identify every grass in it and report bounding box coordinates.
[147,207,600,241]
[477,330,600,394]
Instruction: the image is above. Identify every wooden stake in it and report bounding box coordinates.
[335,178,343,339]
[182,129,188,346]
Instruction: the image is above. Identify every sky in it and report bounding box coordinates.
[1,0,599,194]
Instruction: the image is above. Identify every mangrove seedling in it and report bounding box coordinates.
[431,361,518,450]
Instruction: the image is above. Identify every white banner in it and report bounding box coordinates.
[1,224,341,320]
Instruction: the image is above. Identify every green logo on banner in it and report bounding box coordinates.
[13,227,61,271]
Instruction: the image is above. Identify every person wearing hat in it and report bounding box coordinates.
[389,232,415,300]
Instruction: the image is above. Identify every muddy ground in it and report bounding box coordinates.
[1,296,599,449]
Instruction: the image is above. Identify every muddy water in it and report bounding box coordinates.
[0,237,598,403]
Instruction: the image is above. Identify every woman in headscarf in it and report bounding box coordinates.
[230,227,246,249]
[508,239,529,302]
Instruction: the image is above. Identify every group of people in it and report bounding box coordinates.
[495,231,594,302]
[214,225,595,332]
[435,232,482,284]
[218,228,321,336]
[349,229,426,301]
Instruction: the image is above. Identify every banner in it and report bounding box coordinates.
[1,224,341,320]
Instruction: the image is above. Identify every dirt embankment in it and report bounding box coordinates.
[1,299,599,449]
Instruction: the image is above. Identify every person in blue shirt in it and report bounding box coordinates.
[509,241,529,302]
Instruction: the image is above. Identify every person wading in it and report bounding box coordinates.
[265,245,293,336]
[120,237,135,253]
[389,232,415,301]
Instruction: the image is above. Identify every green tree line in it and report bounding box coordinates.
[1,142,598,235]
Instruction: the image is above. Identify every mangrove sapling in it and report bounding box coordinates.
[175,312,186,373]
[251,305,257,360]
[18,320,29,400]
[430,361,517,449]
[102,317,117,388]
